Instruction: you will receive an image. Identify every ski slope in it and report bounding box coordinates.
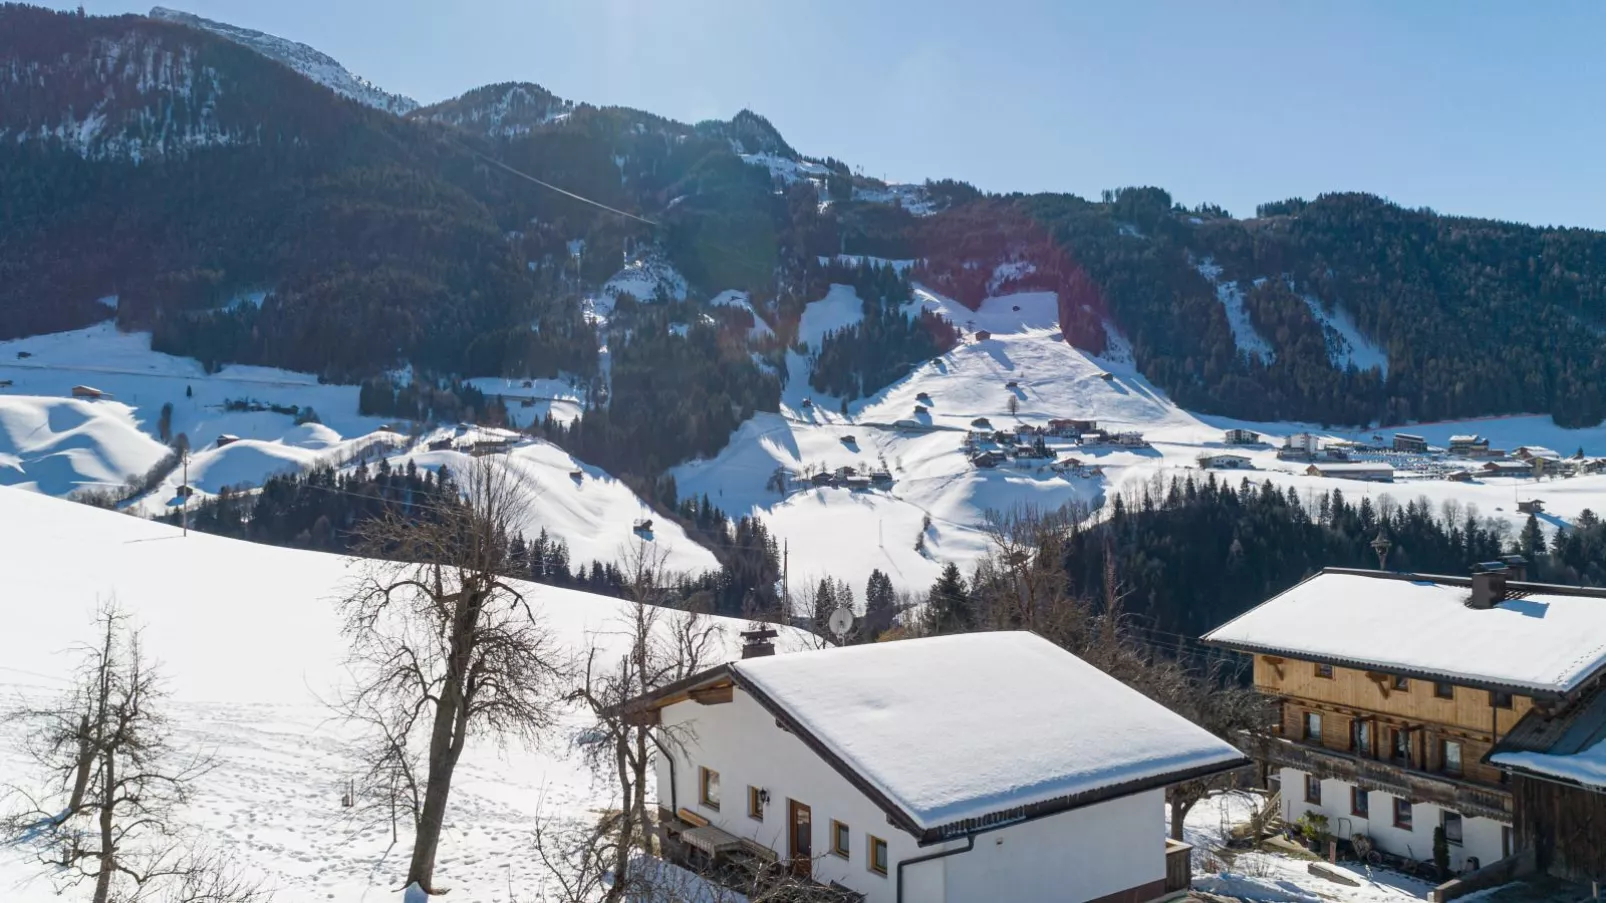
[0,488,811,902]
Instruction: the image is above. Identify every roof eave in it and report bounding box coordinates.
[1200,637,1569,701]
[916,753,1252,846]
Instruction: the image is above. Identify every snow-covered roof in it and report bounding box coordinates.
[654,632,1246,836]
[1307,462,1393,474]
[1205,570,1606,695]
[1494,741,1606,790]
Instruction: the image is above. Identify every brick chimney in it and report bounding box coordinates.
[1469,562,1509,610]
[740,627,778,659]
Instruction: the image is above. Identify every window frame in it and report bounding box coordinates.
[747,785,764,821]
[1315,662,1334,679]
[1434,681,1456,700]
[698,766,720,811]
[1391,728,1411,762]
[1392,675,1410,692]
[1393,797,1413,830]
[1303,711,1323,742]
[867,835,888,877]
[1492,690,1514,709]
[1443,811,1464,846]
[1305,774,1322,805]
[830,820,850,859]
[1441,739,1463,776]
[1351,786,1369,818]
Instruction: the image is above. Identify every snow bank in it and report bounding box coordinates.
[0,396,170,494]
[1195,259,1275,363]
[1304,292,1389,376]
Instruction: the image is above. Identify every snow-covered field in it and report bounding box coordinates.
[0,487,807,902]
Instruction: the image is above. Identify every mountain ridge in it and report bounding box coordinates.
[148,5,419,114]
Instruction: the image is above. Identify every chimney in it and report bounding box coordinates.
[1469,563,1509,610]
[1500,555,1529,582]
[740,627,778,659]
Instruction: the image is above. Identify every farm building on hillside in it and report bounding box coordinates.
[973,330,992,341]
[1392,433,1428,453]
[1278,433,1321,460]
[1516,499,1546,515]
[1514,446,1562,462]
[970,450,1005,469]
[1206,564,1606,878]
[1223,428,1260,445]
[625,632,1246,903]
[1449,434,1490,456]
[1446,470,1475,483]
[1112,431,1149,448]
[1198,453,1252,470]
[1483,461,1537,478]
[1305,462,1394,482]
[71,385,108,400]
[215,434,240,448]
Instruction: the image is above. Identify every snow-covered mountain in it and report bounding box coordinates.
[411,81,572,137]
[149,6,418,114]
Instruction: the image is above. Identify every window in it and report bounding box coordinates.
[699,767,720,810]
[831,820,850,859]
[1351,787,1369,818]
[1315,663,1334,679]
[1502,825,1514,858]
[1443,812,1464,846]
[747,786,764,821]
[1391,729,1411,762]
[1392,675,1410,691]
[1394,797,1414,830]
[1434,681,1455,700]
[1305,774,1322,804]
[1351,720,1372,756]
[1442,740,1463,776]
[868,835,888,876]
[1303,712,1323,742]
[1492,690,1514,709]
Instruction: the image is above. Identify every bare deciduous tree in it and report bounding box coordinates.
[966,504,1268,840]
[563,540,721,903]
[338,457,564,894]
[2,602,261,903]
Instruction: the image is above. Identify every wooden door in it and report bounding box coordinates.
[788,799,812,878]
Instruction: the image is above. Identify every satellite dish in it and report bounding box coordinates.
[827,606,854,641]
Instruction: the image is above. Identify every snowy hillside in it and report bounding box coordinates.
[149,6,418,114]
[0,488,812,902]
[0,326,717,576]
[411,82,572,136]
[674,282,1606,598]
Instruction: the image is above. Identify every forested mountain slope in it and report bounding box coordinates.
[3,2,1604,445]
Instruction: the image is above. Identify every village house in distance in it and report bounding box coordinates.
[1205,559,1606,881]
[622,631,1248,903]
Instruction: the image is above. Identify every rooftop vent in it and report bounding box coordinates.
[740,627,778,659]
[1469,562,1511,610]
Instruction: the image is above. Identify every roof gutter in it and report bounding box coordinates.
[897,835,974,903]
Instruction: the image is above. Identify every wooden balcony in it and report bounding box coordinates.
[1244,733,1512,821]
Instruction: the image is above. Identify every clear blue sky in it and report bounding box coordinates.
[56,0,1606,229]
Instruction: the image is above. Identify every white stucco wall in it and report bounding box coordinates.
[1280,768,1507,871]
[657,686,1166,903]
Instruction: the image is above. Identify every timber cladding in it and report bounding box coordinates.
[1514,775,1606,882]
[1255,657,1533,734]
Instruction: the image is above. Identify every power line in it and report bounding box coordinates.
[448,138,661,227]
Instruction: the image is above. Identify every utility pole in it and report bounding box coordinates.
[181,450,189,537]
[782,540,790,626]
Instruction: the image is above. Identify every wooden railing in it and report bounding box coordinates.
[1164,839,1193,894]
[1245,733,1511,821]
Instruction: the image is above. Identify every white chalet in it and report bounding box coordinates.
[625,632,1246,903]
